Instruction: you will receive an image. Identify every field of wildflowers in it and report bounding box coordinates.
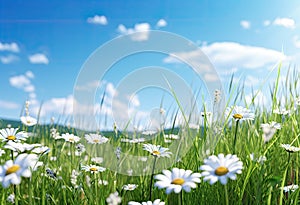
[0,67,300,205]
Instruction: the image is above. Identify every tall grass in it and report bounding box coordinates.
[0,66,300,204]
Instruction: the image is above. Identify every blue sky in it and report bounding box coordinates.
[1,0,300,130]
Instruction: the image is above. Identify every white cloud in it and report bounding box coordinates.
[263,20,271,26]
[24,85,35,92]
[0,100,19,109]
[201,42,286,69]
[25,71,34,79]
[9,75,31,89]
[9,71,36,93]
[75,80,101,91]
[273,17,296,29]
[0,42,19,52]
[240,20,251,29]
[156,19,167,28]
[0,55,18,64]
[29,53,49,64]
[87,15,108,25]
[117,23,151,41]
[36,95,74,117]
[293,35,300,48]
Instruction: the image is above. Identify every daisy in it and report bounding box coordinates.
[225,106,255,121]
[20,116,37,126]
[106,192,121,205]
[200,153,243,185]
[280,184,299,192]
[91,157,104,164]
[0,153,41,188]
[81,164,106,173]
[249,153,267,165]
[122,184,138,191]
[0,128,28,142]
[273,107,290,115]
[281,144,300,153]
[164,134,180,140]
[128,199,165,205]
[143,144,172,158]
[154,167,201,194]
[261,121,281,143]
[84,133,108,144]
[61,133,80,143]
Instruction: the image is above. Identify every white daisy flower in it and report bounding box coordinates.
[20,116,37,126]
[0,128,28,142]
[261,121,281,143]
[249,153,267,165]
[225,106,255,121]
[121,138,146,143]
[81,164,106,173]
[61,133,80,143]
[164,134,180,140]
[106,191,121,205]
[273,107,290,115]
[0,153,41,188]
[154,167,201,194]
[281,144,300,153]
[128,199,165,205]
[7,193,15,203]
[280,184,299,192]
[122,184,138,191]
[84,133,108,144]
[98,179,108,186]
[91,157,104,164]
[143,144,172,158]
[200,153,243,185]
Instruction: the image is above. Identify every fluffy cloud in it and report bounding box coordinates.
[201,42,286,69]
[156,19,167,28]
[0,100,19,109]
[273,17,296,29]
[0,42,19,52]
[117,23,150,41]
[240,20,251,29]
[29,53,49,64]
[36,95,74,117]
[0,55,18,64]
[87,15,108,25]
[245,90,268,108]
[9,71,35,94]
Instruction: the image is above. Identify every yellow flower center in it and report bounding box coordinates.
[93,139,100,143]
[27,120,31,124]
[171,178,185,185]
[7,135,16,140]
[215,166,229,176]
[6,165,20,175]
[152,150,160,155]
[90,167,98,172]
[69,138,74,142]
[233,114,243,119]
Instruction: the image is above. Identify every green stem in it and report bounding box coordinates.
[225,185,229,205]
[233,120,239,153]
[149,157,157,201]
[180,191,183,205]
